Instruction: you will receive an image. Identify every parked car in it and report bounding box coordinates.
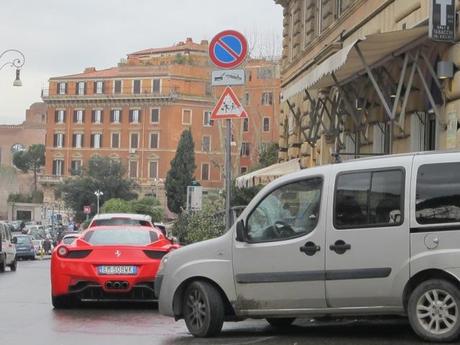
[14,234,35,260]
[0,222,17,271]
[51,225,180,308]
[156,151,460,342]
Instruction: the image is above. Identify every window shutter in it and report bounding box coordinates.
[100,110,104,123]
[81,110,85,123]
[64,83,67,94]
[62,134,65,147]
[72,134,76,147]
[73,111,77,123]
[84,82,87,95]
[53,134,57,147]
[138,110,142,123]
[90,134,94,148]
[99,134,103,148]
[52,160,57,175]
[81,134,84,147]
[62,111,66,123]
[110,110,114,122]
[119,111,122,123]
[101,81,105,93]
[92,110,95,123]
[54,111,58,123]
[129,110,133,123]
[93,81,97,94]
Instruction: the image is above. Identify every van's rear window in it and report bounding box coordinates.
[416,162,460,224]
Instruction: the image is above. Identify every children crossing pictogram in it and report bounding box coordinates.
[211,87,248,120]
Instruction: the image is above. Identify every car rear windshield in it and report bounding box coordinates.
[15,236,32,245]
[92,218,151,227]
[83,229,158,246]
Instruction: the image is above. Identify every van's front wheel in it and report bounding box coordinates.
[183,281,224,337]
[408,279,460,342]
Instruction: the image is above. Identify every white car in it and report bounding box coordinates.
[0,222,17,272]
[156,151,460,342]
[88,213,153,228]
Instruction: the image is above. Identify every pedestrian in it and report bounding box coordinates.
[43,237,52,255]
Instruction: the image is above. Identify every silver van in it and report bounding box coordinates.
[0,222,17,272]
[156,151,460,342]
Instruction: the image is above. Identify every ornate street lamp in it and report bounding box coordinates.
[0,49,25,86]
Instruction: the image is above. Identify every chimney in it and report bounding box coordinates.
[186,37,193,43]
[200,40,208,46]
[84,67,96,73]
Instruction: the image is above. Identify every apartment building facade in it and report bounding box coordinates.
[275,0,460,167]
[41,38,280,205]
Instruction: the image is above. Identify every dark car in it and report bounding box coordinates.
[14,234,35,260]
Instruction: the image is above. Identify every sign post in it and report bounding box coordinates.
[209,30,248,230]
[429,0,455,42]
[83,205,91,221]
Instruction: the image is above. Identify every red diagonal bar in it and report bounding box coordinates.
[217,37,240,60]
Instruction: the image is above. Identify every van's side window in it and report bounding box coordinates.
[416,162,460,224]
[246,177,322,242]
[334,169,404,229]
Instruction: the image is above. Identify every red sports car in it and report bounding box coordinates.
[51,225,179,308]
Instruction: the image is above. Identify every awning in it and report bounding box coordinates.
[235,159,301,188]
[282,26,428,100]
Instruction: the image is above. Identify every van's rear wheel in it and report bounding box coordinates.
[266,318,295,328]
[183,281,224,337]
[0,255,6,273]
[408,279,460,342]
[9,257,17,272]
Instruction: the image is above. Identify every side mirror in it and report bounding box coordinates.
[235,220,247,242]
[11,237,17,244]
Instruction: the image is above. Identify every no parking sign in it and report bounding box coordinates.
[208,30,248,69]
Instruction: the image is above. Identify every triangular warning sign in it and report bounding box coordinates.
[211,87,248,120]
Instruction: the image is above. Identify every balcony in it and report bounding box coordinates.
[39,175,64,185]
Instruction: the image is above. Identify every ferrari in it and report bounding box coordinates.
[51,225,179,308]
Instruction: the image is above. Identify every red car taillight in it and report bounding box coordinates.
[57,247,92,259]
[57,246,69,257]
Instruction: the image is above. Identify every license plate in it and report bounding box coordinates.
[97,265,137,275]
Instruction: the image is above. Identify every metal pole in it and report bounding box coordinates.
[96,195,100,214]
[225,119,232,230]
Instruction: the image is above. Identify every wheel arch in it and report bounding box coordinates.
[172,276,236,320]
[403,269,460,311]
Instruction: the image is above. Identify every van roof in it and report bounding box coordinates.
[339,149,460,164]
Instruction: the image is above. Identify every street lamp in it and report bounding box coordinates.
[0,49,25,86]
[94,190,104,214]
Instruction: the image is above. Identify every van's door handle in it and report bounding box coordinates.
[300,241,321,256]
[329,240,351,254]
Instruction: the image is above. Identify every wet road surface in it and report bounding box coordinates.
[0,260,423,345]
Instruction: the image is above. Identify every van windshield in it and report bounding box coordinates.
[92,218,151,227]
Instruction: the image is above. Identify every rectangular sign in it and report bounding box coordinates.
[429,0,455,42]
[212,69,245,86]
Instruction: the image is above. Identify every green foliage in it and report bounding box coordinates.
[7,191,44,204]
[258,142,279,169]
[59,156,138,222]
[100,197,164,223]
[12,144,45,191]
[165,129,196,214]
[231,183,263,206]
[101,198,132,213]
[172,201,226,245]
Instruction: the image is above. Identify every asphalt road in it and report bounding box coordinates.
[0,260,425,345]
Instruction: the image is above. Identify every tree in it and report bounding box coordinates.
[59,156,137,221]
[101,197,164,222]
[12,144,45,191]
[100,198,132,214]
[258,142,279,168]
[165,129,196,214]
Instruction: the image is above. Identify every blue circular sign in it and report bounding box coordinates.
[209,30,248,69]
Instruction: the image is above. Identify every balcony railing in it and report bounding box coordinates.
[41,88,179,101]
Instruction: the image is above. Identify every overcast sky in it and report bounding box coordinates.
[0,0,283,124]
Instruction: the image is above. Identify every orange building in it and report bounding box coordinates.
[41,38,279,206]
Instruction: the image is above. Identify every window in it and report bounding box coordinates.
[76,82,86,95]
[240,166,248,174]
[201,163,210,181]
[246,178,323,242]
[149,161,158,179]
[53,133,65,148]
[182,109,192,125]
[133,80,141,94]
[410,112,438,152]
[129,109,141,123]
[70,160,82,176]
[73,110,84,123]
[263,117,270,132]
[58,82,67,95]
[203,111,212,126]
[241,142,250,156]
[129,161,138,178]
[373,123,385,154]
[92,109,103,124]
[91,133,102,149]
[72,133,83,148]
[257,67,274,80]
[261,92,273,105]
[151,108,160,123]
[150,132,159,149]
[94,81,104,94]
[110,109,121,123]
[202,136,211,152]
[243,118,249,132]
[317,0,323,34]
[334,169,404,229]
[152,79,161,93]
[130,133,139,149]
[111,132,120,148]
[52,159,64,176]
[55,110,66,124]
[244,92,250,105]
[114,80,122,94]
[416,163,460,224]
